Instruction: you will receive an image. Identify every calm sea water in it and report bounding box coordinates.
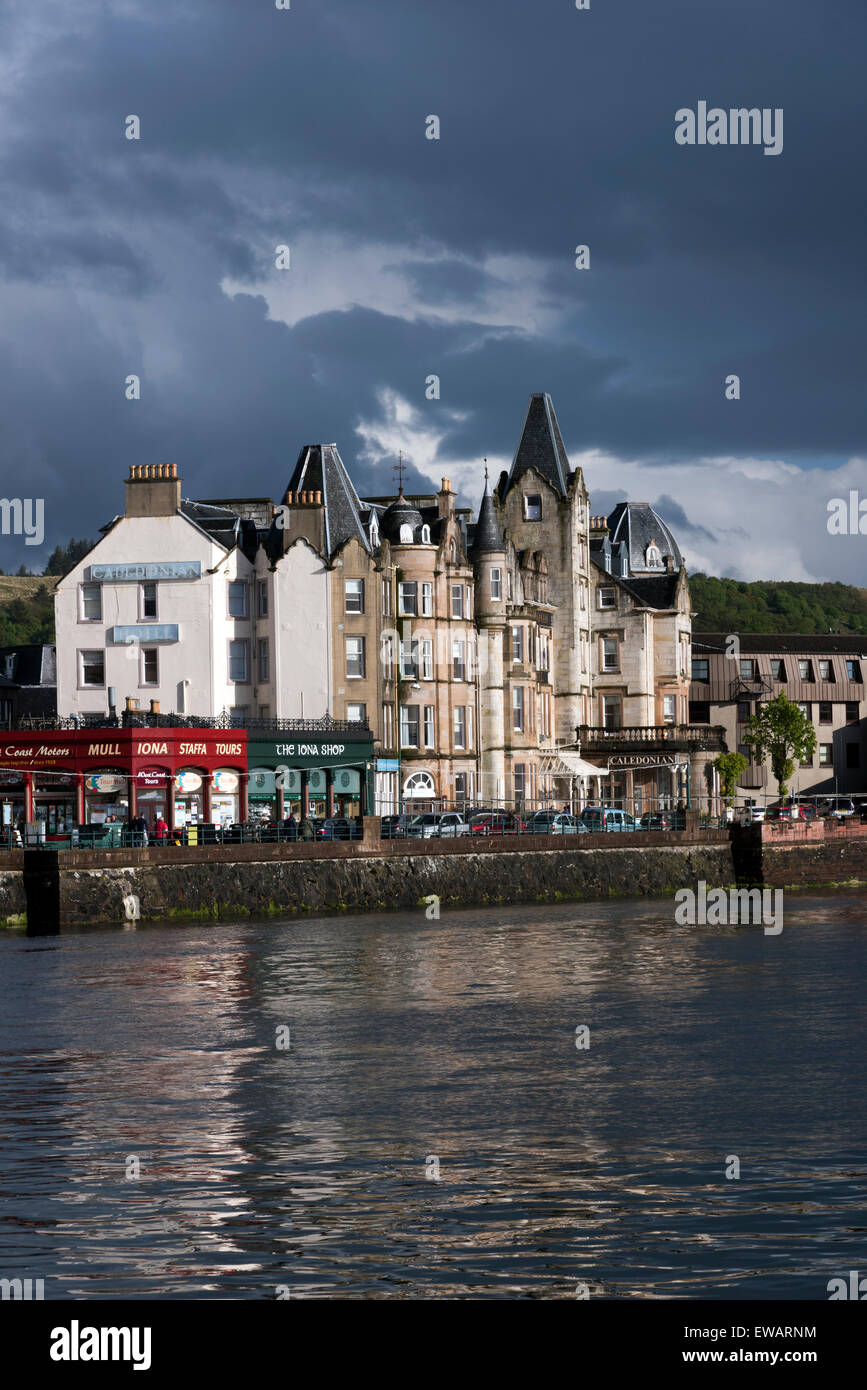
[1,896,865,1300]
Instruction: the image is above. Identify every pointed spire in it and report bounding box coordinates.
[507,393,570,496]
[472,461,505,554]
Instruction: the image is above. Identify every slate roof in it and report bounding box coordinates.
[607,501,683,573]
[504,393,571,497]
[471,484,505,554]
[694,633,867,655]
[590,557,680,610]
[0,645,56,686]
[286,444,371,556]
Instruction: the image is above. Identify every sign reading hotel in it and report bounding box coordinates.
[90,561,201,582]
[110,625,179,644]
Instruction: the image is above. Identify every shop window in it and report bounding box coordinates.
[80,649,105,686]
[80,584,102,622]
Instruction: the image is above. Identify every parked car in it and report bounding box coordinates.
[737,804,766,824]
[317,817,357,840]
[580,807,637,833]
[469,810,525,835]
[381,813,416,839]
[406,812,469,838]
[525,811,587,835]
[826,798,856,819]
[638,811,676,831]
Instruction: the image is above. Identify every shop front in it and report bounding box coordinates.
[0,729,250,842]
[247,730,374,822]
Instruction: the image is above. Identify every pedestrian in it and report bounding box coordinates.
[282,811,297,841]
[153,815,169,844]
[300,815,315,842]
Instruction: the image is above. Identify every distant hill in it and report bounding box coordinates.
[0,576,58,646]
[689,574,867,636]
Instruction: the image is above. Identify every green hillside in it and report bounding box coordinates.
[0,577,57,646]
[689,574,867,636]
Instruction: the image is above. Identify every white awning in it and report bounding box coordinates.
[542,753,610,777]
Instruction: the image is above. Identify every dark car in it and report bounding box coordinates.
[639,811,675,831]
[469,810,525,835]
[318,817,357,840]
[381,814,416,839]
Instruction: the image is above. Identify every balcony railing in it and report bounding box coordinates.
[12,710,371,735]
[578,723,726,749]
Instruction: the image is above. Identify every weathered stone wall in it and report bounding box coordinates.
[29,841,734,928]
[0,851,26,926]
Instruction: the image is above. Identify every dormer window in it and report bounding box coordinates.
[369,513,379,545]
[646,542,663,568]
[421,524,431,544]
[524,494,542,521]
[399,524,414,543]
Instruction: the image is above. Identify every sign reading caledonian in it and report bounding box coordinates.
[607,753,687,768]
[89,561,201,582]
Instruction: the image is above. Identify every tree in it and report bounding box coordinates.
[743,693,817,800]
[713,751,748,806]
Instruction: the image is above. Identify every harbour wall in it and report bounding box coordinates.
[0,819,863,930]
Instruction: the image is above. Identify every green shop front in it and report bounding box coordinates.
[247,731,375,821]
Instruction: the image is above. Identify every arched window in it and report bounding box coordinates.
[421,524,431,544]
[399,524,414,544]
[403,770,435,798]
[449,539,457,562]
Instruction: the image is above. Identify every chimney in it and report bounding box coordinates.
[665,554,675,573]
[149,699,160,715]
[438,476,454,518]
[125,463,182,518]
[125,696,140,711]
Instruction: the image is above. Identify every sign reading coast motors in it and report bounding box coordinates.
[90,561,201,581]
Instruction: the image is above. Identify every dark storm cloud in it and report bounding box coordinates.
[0,0,863,573]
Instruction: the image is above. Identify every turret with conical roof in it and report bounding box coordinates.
[472,465,508,804]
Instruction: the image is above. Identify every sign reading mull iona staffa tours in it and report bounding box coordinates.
[0,726,375,837]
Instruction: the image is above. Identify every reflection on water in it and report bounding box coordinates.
[1,896,865,1298]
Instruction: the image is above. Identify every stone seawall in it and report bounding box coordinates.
[21,838,735,929]
[5,820,867,931]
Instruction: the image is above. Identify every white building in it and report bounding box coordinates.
[55,464,330,722]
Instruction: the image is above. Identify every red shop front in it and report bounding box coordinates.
[0,729,249,839]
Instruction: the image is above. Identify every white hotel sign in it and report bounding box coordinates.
[90,561,201,581]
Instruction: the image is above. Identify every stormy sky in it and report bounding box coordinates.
[0,0,864,582]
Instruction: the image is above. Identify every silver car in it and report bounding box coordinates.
[406,812,469,838]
